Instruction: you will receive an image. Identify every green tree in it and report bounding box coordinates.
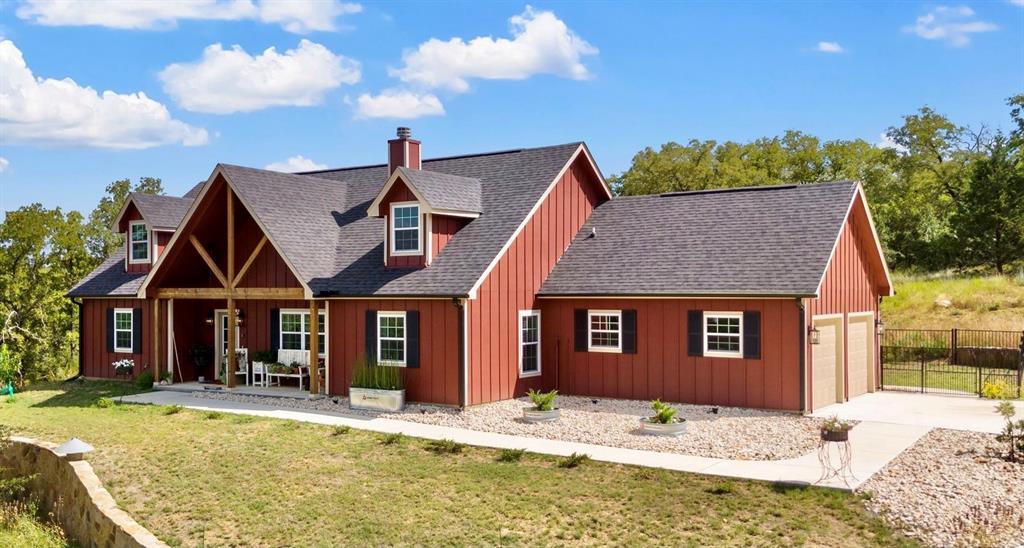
[84,177,164,259]
[951,136,1024,274]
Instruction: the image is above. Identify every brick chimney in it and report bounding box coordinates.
[388,126,421,175]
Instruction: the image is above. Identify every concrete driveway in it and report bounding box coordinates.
[810,391,1022,434]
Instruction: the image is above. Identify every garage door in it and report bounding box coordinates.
[812,318,843,410]
[847,315,872,398]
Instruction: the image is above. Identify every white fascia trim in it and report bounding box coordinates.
[813,183,895,299]
[367,170,480,219]
[389,201,423,256]
[812,313,845,322]
[110,196,137,233]
[847,311,875,319]
[127,220,150,264]
[468,143,607,299]
[136,165,314,299]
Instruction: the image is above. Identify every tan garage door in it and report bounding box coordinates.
[812,317,843,410]
[847,314,873,398]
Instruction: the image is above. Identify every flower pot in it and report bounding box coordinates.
[522,408,561,423]
[821,429,849,442]
[350,387,405,412]
[640,418,688,436]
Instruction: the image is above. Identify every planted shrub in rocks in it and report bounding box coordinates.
[522,389,560,423]
[640,399,687,436]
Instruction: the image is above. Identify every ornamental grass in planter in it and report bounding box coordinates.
[640,399,687,436]
[349,356,406,412]
[820,416,854,442]
[522,389,560,423]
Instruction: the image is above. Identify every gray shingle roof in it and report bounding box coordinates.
[393,167,482,214]
[539,181,859,297]
[68,254,146,297]
[130,193,191,230]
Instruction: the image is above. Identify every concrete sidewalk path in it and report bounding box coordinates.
[811,391,1020,434]
[122,391,929,491]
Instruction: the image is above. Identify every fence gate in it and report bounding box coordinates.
[880,329,1024,397]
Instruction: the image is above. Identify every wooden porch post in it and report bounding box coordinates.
[226,184,237,388]
[309,299,320,395]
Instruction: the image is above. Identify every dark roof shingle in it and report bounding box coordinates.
[394,167,482,214]
[130,193,191,230]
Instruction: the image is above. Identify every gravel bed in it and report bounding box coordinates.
[858,429,1024,548]
[190,392,824,460]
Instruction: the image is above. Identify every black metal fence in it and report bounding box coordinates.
[881,329,1024,397]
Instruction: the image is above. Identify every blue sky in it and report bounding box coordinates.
[1,1,1022,216]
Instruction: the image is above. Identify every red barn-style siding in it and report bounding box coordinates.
[540,298,803,411]
[81,298,163,379]
[379,180,426,268]
[804,194,886,409]
[467,155,608,405]
[430,214,467,262]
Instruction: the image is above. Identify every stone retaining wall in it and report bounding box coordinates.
[0,437,166,548]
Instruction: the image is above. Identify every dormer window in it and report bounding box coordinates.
[129,221,150,263]
[390,202,421,255]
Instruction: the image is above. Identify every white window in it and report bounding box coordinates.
[377,311,406,366]
[390,203,421,255]
[128,221,149,263]
[704,312,743,358]
[279,310,326,356]
[113,308,133,353]
[518,310,541,377]
[588,310,621,353]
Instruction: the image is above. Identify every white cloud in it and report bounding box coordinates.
[877,132,908,153]
[0,157,9,173]
[389,5,597,93]
[0,40,208,149]
[353,89,445,119]
[903,6,997,47]
[1010,0,1024,6]
[159,40,360,114]
[264,155,327,172]
[814,41,845,53]
[16,0,362,34]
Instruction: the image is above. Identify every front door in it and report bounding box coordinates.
[213,310,240,381]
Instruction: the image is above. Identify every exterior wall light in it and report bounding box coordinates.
[809,325,821,345]
[875,318,885,335]
[55,438,94,461]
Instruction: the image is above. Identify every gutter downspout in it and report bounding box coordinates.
[453,297,467,409]
[797,298,806,414]
[66,298,84,382]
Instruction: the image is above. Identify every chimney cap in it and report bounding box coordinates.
[396,127,412,139]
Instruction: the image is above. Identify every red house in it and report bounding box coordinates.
[69,128,893,412]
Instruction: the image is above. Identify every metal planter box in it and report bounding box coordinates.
[350,387,405,412]
[522,408,561,423]
[639,418,688,436]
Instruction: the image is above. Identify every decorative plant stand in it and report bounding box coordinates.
[816,430,856,487]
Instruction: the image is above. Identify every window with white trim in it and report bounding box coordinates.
[390,203,421,254]
[114,309,133,353]
[377,311,406,366]
[129,221,149,263]
[279,310,326,356]
[518,310,541,377]
[704,312,743,358]
[588,310,621,353]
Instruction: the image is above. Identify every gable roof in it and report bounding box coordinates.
[68,254,148,297]
[539,181,886,297]
[391,167,483,215]
[129,193,192,230]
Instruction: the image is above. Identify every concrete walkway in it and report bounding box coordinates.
[811,391,1021,434]
[122,391,929,491]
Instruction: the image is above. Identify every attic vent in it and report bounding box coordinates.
[660,184,799,198]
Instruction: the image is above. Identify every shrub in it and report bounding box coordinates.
[497,448,526,463]
[527,388,557,411]
[982,379,1012,400]
[351,355,405,390]
[380,433,404,445]
[94,397,115,409]
[707,480,736,495]
[203,411,224,420]
[162,405,183,415]
[136,369,154,390]
[331,426,350,436]
[558,452,589,469]
[995,402,1024,463]
[426,439,465,455]
[649,399,680,424]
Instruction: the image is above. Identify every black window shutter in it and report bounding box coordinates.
[687,310,703,357]
[622,309,637,354]
[406,311,420,368]
[365,310,377,361]
[106,308,115,353]
[743,311,761,359]
[270,308,280,352]
[132,307,143,354]
[574,309,587,352]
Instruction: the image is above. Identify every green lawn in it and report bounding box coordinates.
[882,273,1024,331]
[1,381,917,547]
[881,361,1022,398]
[0,502,73,548]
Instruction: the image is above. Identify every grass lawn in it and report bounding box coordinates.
[0,502,73,548]
[881,361,1022,398]
[1,381,917,547]
[882,273,1024,331]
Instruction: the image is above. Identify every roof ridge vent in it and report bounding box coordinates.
[660,184,799,198]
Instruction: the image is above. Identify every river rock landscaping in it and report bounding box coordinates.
[859,428,1024,548]
[191,392,824,460]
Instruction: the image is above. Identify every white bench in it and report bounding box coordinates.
[261,349,324,392]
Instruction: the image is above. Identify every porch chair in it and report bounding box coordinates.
[229,348,249,385]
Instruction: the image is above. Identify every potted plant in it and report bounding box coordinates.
[349,355,405,412]
[820,416,854,442]
[112,358,134,378]
[522,389,560,423]
[189,344,213,382]
[640,399,687,436]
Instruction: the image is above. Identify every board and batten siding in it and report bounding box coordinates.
[540,298,803,411]
[804,194,884,410]
[379,180,426,269]
[81,298,164,379]
[467,154,608,405]
[430,215,468,263]
[328,299,461,405]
